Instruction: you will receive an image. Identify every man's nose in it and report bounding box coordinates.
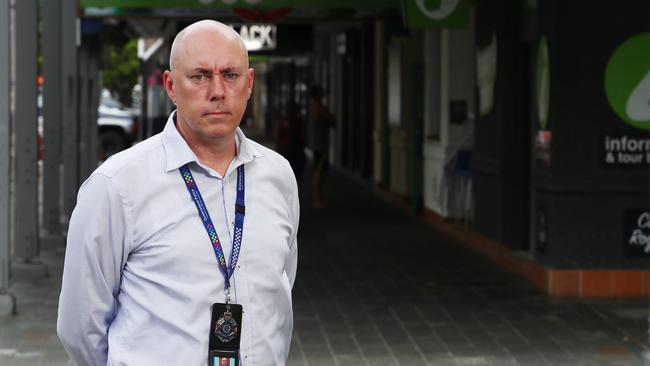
[208,74,226,101]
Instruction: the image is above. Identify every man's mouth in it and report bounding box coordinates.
[204,111,230,116]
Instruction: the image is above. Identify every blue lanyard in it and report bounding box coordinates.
[179,164,245,300]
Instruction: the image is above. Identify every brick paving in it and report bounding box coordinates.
[0,168,649,365]
[287,170,650,366]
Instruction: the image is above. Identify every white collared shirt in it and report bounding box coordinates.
[57,112,299,366]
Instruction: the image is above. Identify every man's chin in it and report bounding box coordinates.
[203,126,238,140]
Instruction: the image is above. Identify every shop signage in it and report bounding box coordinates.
[604,33,650,131]
[81,0,399,9]
[624,209,650,257]
[403,0,471,29]
[230,24,276,51]
[602,134,650,168]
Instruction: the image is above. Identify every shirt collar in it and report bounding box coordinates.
[161,111,263,173]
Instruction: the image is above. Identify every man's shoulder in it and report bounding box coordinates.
[94,133,164,179]
[244,137,298,188]
[245,138,292,170]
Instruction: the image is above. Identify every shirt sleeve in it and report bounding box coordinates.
[57,173,129,366]
[285,173,299,288]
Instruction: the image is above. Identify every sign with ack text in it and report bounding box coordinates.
[230,24,276,51]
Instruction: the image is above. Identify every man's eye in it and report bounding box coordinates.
[223,73,238,81]
[192,74,207,81]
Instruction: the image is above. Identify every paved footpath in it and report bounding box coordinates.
[1,169,649,366]
[288,170,650,366]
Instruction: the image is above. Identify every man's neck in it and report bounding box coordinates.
[190,138,237,177]
[176,123,237,177]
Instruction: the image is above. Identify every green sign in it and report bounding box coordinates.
[604,32,650,130]
[81,0,399,8]
[403,0,470,29]
[536,35,549,130]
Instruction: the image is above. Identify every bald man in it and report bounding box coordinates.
[57,20,299,366]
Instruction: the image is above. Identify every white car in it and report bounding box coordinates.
[98,91,137,159]
[37,88,137,160]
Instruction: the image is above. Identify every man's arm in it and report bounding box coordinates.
[57,173,129,365]
[286,175,299,288]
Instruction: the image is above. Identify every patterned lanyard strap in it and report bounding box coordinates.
[179,163,245,302]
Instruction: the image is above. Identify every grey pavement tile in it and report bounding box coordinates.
[300,334,329,347]
[287,347,306,365]
[433,325,471,346]
[308,359,341,366]
[301,345,336,361]
[366,357,397,366]
[359,344,393,359]
[354,332,385,345]
[411,339,446,354]
[446,344,485,358]
[329,342,362,356]
[511,351,552,366]
[336,354,367,366]
[422,352,458,365]
[402,325,435,339]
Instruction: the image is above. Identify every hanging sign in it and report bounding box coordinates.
[230,24,276,51]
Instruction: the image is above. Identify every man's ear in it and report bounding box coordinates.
[163,70,176,104]
[247,68,255,100]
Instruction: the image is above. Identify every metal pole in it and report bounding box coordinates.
[13,0,39,262]
[41,0,63,241]
[0,0,15,316]
[61,0,79,220]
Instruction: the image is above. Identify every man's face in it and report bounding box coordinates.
[163,28,254,143]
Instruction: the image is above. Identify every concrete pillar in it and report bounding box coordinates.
[13,0,40,263]
[88,49,100,176]
[78,47,90,180]
[41,0,64,247]
[61,0,79,220]
[0,0,16,316]
[77,44,99,182]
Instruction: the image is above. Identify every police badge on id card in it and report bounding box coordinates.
[208,303,243,366]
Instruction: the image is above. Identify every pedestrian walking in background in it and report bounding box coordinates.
[274,105,306,182]
[308,84,334,208]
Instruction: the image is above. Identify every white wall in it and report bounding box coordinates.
[423,11,476,217]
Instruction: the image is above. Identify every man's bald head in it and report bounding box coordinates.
[169,20,249,72]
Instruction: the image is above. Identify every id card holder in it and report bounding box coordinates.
[209,350,239,366]
[208,303,243,366]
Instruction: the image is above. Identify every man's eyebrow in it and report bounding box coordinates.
[218,67,241,73]
[189,67,211,74]
[188,66,242,74]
